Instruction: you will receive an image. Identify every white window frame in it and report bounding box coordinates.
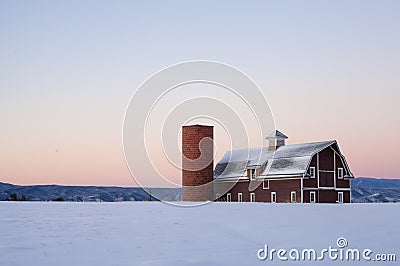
[291,191,296,203]
[310,167,316,178]
[262,179,269,189]
[310,191,316,203]
[238,193,243,202]
[337,192,344,203]
[250,169,256,180]
[226,193,231,202]
[250,193,255,202]
[338,168,344,179]
[271,192,276,203]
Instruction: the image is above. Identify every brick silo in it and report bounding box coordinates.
[182,125,214,201]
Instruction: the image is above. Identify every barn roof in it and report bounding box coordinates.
[214,140,337,180]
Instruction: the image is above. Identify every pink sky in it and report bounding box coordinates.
[1,1,399,186]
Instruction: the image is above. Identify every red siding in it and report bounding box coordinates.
[303,156,318,188]
[319,148,334,171]
[302,189,350,203]
[319,171,334,187]
[335,153,350,189]
[303,190,318,203]
[319,190,350,203]
[220,178,301,203]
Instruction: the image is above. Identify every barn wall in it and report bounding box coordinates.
[335,153,350,188]
[319,148,334,171]
[318,190,337,203]
[319,190,350,203]
[318,148,335,188]
[303,156,318,188]
[319,171,335,187]
[219,178,302,203]
[303,146,351,190]
[303,190,318,203]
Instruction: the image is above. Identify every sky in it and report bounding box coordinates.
[1,0,399,186]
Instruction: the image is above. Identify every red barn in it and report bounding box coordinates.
[213,130,354,203]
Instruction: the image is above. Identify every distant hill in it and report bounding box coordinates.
[351,177,400,189]
[1,177,399,202]
[0,182,182,202]
[350,177,400,203]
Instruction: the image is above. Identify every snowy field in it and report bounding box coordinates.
[0,202,399,265]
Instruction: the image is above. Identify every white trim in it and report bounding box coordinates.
[337,191,344,203]
[271,192,276,203]
[257,175,302,180]
[318,186,336,190]
[214,178,249,182]
[301,178,304,203]
[250,192,255,202]
[340,154,354,177]
[238,193,243,202]
[310,191,316,203]
[302,187,318,190]
[330,141,342,154]
[329,146,354,178]
[262,179,269,189]
[226,193,231,202]
[217,176,302,182]
[303,187,351,191]
[333,149,337,188]
[319,170,334,173]
[317,153,320,188]
[335,188,351,191]
[291,191,296,203]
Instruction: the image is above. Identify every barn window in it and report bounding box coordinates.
[337,192,344,203]
[238,193,243,202]
[271,192,276,203]
[227,193,231,202]
[250,169,256,180]
[338,168,344,179]
[310,167,316,178]
[310,191,316,203]
[291,191,296,203]
[263,179,269,189]
[250,193,255,202]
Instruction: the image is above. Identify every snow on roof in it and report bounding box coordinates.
[272,140,336,158]
[262,156,311,176]
[214,140,336,179]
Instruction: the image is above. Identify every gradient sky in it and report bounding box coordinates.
[1,0,399,186]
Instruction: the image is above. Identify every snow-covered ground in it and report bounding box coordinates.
[0,202,399,265]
